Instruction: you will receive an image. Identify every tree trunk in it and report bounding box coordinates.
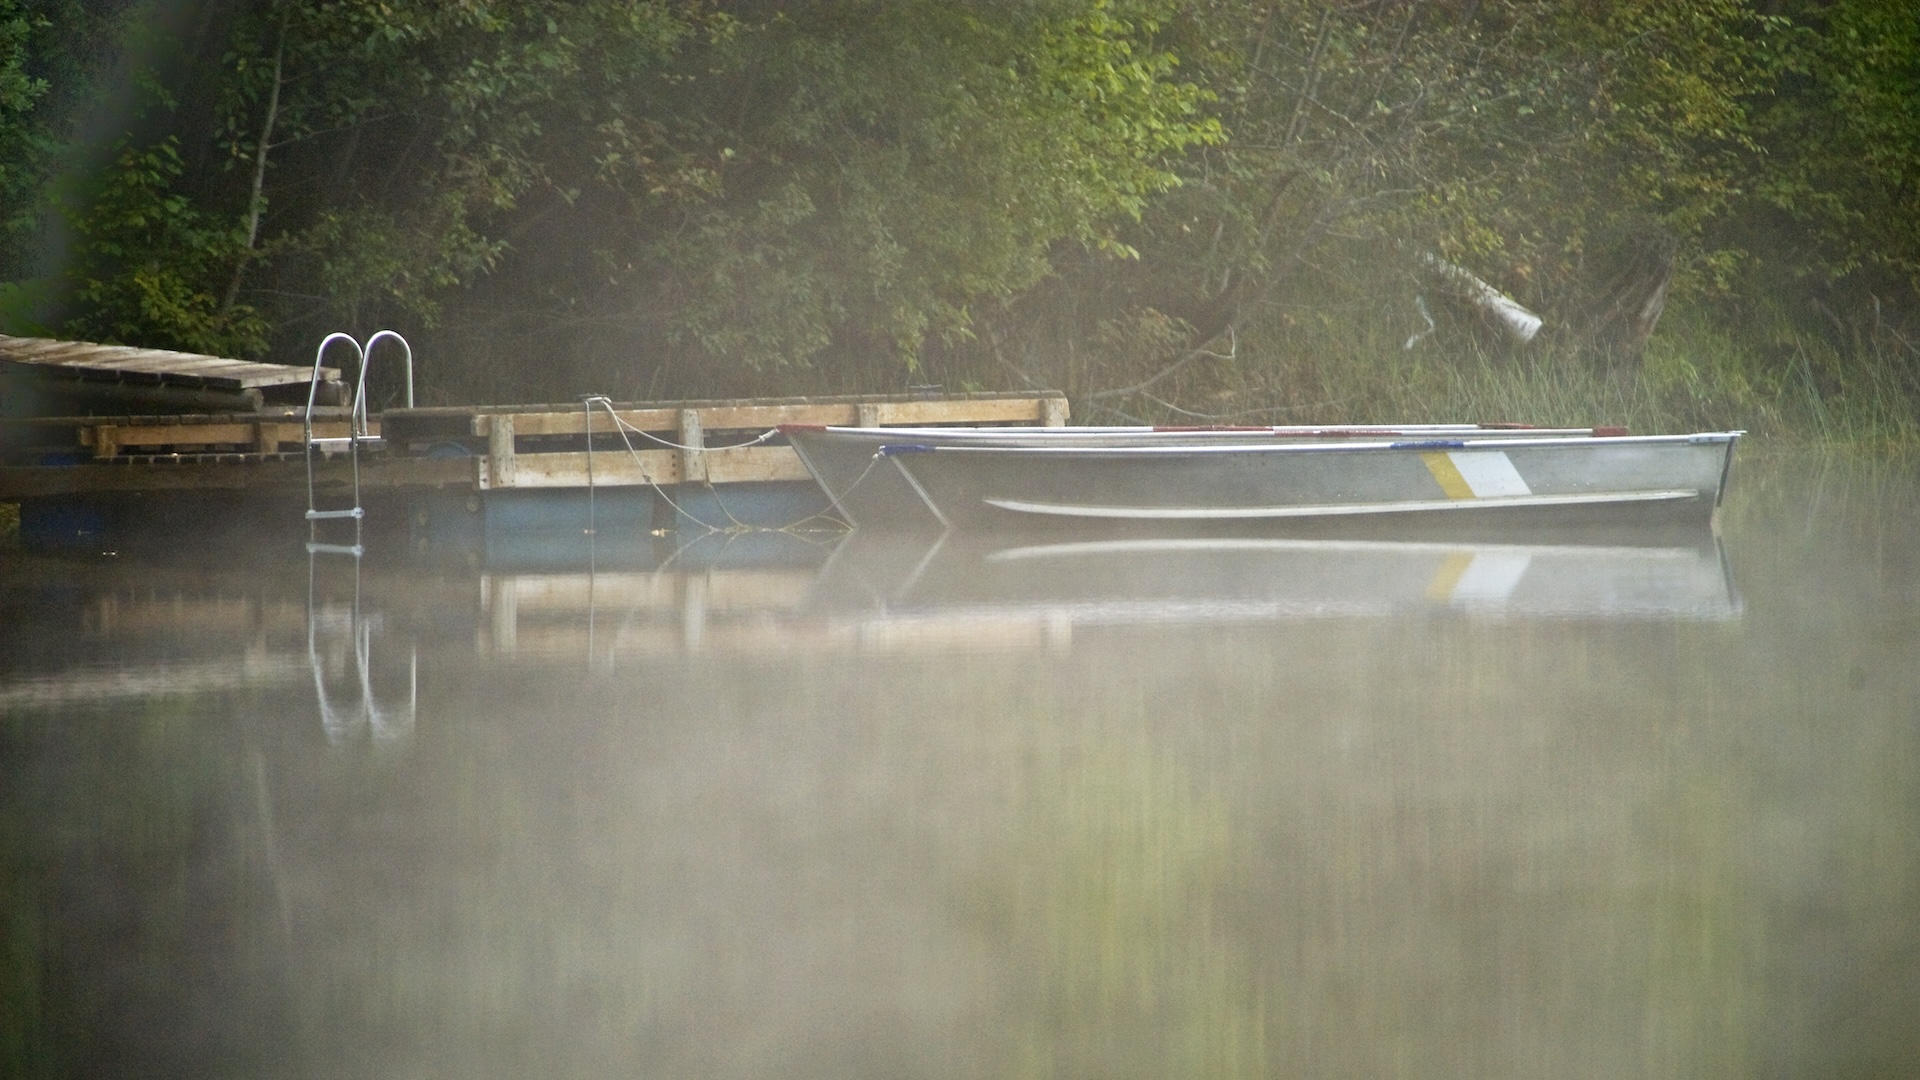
[1577,222,1676,374]
[219,12,288,319]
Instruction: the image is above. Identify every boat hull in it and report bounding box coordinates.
[881,434,1741,534]
[785,424,1617,531]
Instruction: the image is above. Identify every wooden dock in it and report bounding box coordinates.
[1,333,344,415]
[0,391,1068,502]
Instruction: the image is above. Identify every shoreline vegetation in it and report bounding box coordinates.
[1048,304,1920,451]
[0,1,1913,448]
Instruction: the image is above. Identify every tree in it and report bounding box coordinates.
[958,0,1781,412]
[1738,0,1920,328]
[63,136,266,355]
[1,0,1216,398]
[438,0,1219,396]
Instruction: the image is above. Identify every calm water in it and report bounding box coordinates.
[2,453,1917,1079]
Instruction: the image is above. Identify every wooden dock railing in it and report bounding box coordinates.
[452,394,1068,490]
[0,391,1068,500]
[79,417,369,458]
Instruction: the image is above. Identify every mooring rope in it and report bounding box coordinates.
[580,395,722,532]
[820,450,887,517]
[585,400,784,453]
[579,396,850,534]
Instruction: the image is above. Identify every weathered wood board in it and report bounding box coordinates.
[0,455,468,499]
[477,445,810,489]
[380,391,1068,443]
[0,335,339,390]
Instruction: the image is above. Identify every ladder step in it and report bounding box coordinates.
[306,508,365,520]
[308,436,384,452]
[306,542,365,558]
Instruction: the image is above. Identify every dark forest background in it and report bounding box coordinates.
[1,0,1915,437]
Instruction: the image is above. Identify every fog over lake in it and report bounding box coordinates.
[3,453,1916,1079]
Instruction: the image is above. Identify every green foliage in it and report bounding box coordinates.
[0,0,1910,429]
[0,0,45,231]
[61,137,267,356]
[646,0,1219,370]
[0,0,1217,384]
[1743,0,1920,290]
[0,0,47,144]
[0,0,85,262]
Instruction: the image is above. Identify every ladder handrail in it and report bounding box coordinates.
[361,330,415,432]
[305,333,366,540]
[304,332,364,440]
[303,329,412,438]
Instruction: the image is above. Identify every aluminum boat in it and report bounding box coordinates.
[870,431,1743,532]
[783,423,1623,531]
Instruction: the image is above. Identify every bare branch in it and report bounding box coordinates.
[1088,326,1236,401]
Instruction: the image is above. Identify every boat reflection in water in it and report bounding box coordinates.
[807,526,1740,630]
[474,522,1738,661]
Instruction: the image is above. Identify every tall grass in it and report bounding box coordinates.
[1066,301,1920,448]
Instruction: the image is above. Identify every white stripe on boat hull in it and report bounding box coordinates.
[982,488,1703,520]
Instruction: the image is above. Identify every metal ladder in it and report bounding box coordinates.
[303,330,414,557]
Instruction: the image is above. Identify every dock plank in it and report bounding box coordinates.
[0,455,466,499]
[480,396,1059,437]
[78,419,371,457]
[479,445,810,489]
[1,335,337,390]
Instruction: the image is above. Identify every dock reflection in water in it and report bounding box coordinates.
[4,457,1919,1080]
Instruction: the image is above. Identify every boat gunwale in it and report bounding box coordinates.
[791,423,1613,439]
[883,431,1745,458]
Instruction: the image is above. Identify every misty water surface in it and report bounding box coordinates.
[2,453,1917,1079]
